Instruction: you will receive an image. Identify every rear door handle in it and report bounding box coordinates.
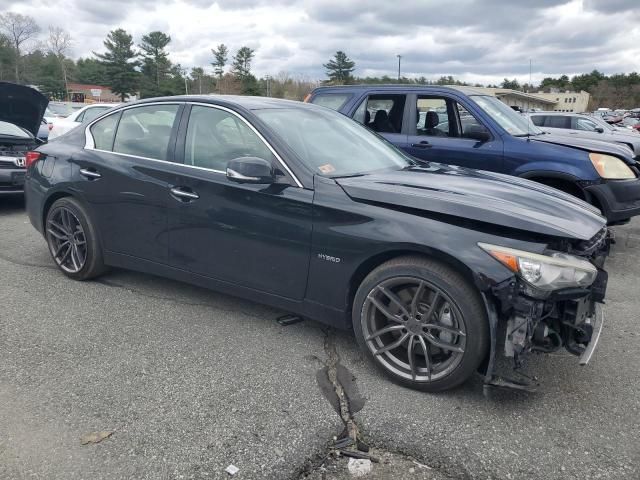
[411,141,432,149]
[170,186,199,201]
[79,168,101,179]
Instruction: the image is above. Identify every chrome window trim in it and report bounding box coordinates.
[84,101,303,188]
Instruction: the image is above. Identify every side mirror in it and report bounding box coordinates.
[226,157,276,184]
[465,124,491,142]
[595,127,604,133]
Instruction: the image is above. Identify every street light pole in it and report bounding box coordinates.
[396,55,402,81]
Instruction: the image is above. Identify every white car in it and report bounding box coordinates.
[49,103,119,139]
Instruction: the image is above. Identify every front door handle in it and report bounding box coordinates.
[170,186,199,201]
[79,168,101,179]
[411,141,432,149]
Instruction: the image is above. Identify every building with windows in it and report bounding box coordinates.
[531,90,591,113]
[65,83,126,103]
[451,86,590,113]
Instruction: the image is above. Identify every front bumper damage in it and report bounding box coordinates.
[482,229,611,394]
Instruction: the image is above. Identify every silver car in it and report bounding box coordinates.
[528,112,640,157]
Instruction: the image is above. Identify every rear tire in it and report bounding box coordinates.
[352,256,488,392]
[45,197,106,280]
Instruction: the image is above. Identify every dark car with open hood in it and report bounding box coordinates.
[24,96,611,393]
[0,82,48,195]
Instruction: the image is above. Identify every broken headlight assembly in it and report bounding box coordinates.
[478,243,597,294]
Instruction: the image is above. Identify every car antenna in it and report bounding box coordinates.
[527,58,532,140]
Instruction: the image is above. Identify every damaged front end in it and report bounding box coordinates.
[481,227,611,393]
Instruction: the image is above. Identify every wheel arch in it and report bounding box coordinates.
[41,191,74,232]
[519,170,587,200]
[346,246,479,318]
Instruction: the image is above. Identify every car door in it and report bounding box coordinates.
[167,103,313,300]
[351,93,409,149]
[405,94,504,171]
[73,102,184,264]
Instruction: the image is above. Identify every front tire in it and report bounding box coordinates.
[353,256,488,392]
[45,197,106,280]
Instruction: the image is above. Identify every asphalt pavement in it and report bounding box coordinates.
[0,196,638,479]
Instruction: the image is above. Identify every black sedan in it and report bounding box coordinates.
[24,96,611,392]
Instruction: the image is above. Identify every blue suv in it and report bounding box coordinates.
[307,85,640,224]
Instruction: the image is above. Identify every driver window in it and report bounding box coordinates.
[416,97,451,137]
[185,106,275,171]
[574,117,597,131]
[456,103,484,139]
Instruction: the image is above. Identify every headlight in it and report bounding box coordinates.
[589,153,635,179]
[478,243,597,291]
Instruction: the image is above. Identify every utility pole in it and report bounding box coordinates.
[265,75,271,97]
[396,55,402,81]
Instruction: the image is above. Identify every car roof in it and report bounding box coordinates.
[129,94,313,111]
[528,111,589,116]
[310,84,482,95]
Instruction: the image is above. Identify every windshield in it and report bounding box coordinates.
[0,121,30,138]
[47,103,73,117]
[253,106,413,176]
[471,95,543,136]
[590,115,615,131]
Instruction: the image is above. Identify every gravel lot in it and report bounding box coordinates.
[1,196,638,480]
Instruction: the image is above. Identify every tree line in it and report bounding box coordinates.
[323,51,640,109]
[0,12,318,101]
[1,13,638,108]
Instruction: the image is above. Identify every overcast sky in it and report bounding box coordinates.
[3,0,639,84]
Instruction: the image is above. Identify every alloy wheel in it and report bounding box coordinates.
[362,277,467,382]
[46,207,87,273]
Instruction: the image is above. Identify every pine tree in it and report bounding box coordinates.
[323,51,355,84]
[232,46,254,79]
[94,29,140,101]
[211,43,228,80]
[139,31,171,89]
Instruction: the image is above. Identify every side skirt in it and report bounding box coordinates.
[103,251,350,330]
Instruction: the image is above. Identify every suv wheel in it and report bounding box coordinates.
[353,256,488,392]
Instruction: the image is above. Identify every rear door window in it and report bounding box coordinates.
[112,104,180,161]
[309,93,352,111]
[352,94,406,134]
[545,116,571,129]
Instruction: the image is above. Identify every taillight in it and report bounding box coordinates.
[25,151,43,168]
[48,123,53,131]
[303,93,311,103]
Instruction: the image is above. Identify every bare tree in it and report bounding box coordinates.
[0,13,40,82]
[47,26,72,98]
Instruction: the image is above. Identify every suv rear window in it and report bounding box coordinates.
[309,93,352,111]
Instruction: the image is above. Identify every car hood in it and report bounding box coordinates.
[335,164,605,241]
[531,132,636,163]
[0,82,49,136]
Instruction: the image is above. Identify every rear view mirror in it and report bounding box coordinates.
[465,124,491,142]
[595,127,604,133]
[226,157,276,184]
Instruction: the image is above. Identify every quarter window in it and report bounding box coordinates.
[112,104,180,161]
[184,106,275,171]
[90,113,119,151]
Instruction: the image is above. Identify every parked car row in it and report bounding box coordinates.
[0,81,630,394]
[307,85,640,224]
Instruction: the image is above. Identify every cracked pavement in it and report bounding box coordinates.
[1,196,639,479]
